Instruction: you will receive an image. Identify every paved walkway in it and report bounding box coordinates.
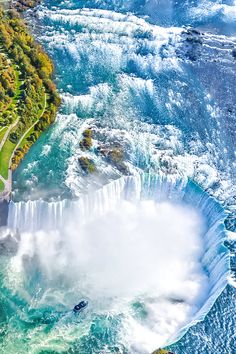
[0,119,18,197]
[0,173,11,200]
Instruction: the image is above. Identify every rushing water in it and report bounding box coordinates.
[1,0,236,353]
[2,176,231,353]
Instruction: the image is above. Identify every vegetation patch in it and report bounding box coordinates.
[79,129,93,151]
[0,53,16,112]
[78,157,96,174]
[0,127,8,143]
[0,6,61,179]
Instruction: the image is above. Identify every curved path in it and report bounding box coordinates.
[0,118,19,151]
[9,92,47,169]
[0,173,11,200]
[0,93,47,198]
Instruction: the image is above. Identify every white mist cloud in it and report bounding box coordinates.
[60,200,206,299]
[10,198,209,352]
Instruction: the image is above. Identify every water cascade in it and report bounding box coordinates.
[5,174,230,352]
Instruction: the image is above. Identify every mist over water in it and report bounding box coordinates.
[3,175,230,353]
[18,201,206,298]
[5,197,208,352]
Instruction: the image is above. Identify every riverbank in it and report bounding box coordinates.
[0,4,60,203]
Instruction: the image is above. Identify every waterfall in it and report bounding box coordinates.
[7,173,230,346]
[8,175,191,232]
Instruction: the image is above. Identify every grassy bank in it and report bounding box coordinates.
[0,179,4,192]
[0,6,60,189]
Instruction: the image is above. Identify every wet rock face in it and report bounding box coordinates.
[0,200,8,227]
[11,0,41,12]
[176,28,203,61]
[0,233,19,255]
[97,144,129,175]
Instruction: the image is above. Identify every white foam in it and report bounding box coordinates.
[7,200,207,352]
[228,231,236,241]
[18,4,235,221]
[189,0,236,23]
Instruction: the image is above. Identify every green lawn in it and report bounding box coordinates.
[0,179,4,192]
[0,138,16,179]
[0,126,7,143]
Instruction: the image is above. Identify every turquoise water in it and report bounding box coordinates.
[3,0,236,353]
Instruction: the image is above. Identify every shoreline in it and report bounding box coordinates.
[0,1,61,213]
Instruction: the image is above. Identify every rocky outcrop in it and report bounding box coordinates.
[79,129,93,151]
[78,157,96,174]
[0,231,19,254]
[97,144,129,174]
[0,199,8,226]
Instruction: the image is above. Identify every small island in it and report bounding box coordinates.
[0,4,60,199]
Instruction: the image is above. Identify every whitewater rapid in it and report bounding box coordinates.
[14,3,236,209]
